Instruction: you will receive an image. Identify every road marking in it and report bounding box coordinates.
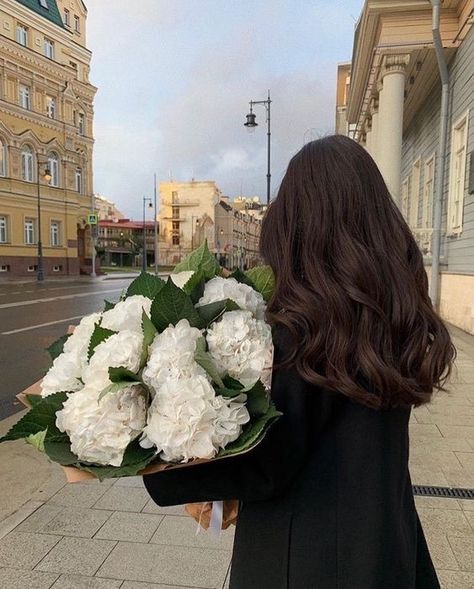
[0,288,123,310]
[1,315,86,335]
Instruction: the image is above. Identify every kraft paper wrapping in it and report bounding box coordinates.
[185,500,239,530]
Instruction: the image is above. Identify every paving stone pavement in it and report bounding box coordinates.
[0,327,472,588]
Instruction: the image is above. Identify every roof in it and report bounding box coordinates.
[15,0,65,29]
[99,219,156,230]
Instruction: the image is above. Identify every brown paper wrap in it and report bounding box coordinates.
[185,500,239,530]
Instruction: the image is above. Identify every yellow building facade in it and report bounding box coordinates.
[0,0,96,277]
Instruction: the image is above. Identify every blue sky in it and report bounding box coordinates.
[86,0,363,219]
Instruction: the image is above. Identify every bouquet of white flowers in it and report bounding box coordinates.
[1,243,280,481]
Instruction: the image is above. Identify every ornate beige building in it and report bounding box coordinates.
[0,0,96,276]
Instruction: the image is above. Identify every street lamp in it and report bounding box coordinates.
[244,90,271,204]
[142,196,153,272]
[36,159,52,282]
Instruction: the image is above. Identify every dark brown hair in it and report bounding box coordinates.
[260,135,455,409]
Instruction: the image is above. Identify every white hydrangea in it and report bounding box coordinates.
[212,393,250,449]
[206,310,273,388]
[56,384,147,466]
[101,295,152,334]
[140,375,219,462]
[63,312,102,367]
[170,271,195,289]
[142,319,206,396]
[197,277,266,320]
[40,352,83,397]
[82,330,143,390]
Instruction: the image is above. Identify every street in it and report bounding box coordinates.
[0,277,135,420]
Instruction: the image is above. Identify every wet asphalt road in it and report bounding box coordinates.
[0,276,135,420]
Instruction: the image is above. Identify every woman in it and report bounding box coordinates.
[143,135,455,589]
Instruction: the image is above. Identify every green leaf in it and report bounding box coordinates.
[88,324,117,360]
[126,272,165,299]
[47,334,71,362]
[26,429,47,452]
[196,299,240,326]
[97,380,143,402]
[215,387,245,398]
[230,268,255,288]
[43,432,79,466]
[193,336,224,388]
[217,402,282,457]
[26,394,43,407]
[182,269,206,304]
[103,300,115,311]
[245,265,275,302]
[174,241,220,279]
[0,391,67,444]
[222,375,245,390]
[245,380,270,416]
[141,311,157,366]
[150,278,202,332]
[108,366,141,384]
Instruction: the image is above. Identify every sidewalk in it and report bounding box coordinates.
[0,328,472,589]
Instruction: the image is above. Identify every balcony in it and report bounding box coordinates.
[161,199,200,207]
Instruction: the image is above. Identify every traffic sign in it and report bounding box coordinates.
[88,213,98,225]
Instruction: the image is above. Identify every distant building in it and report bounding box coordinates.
[94,195,125,222]
[341,0,474,333]
[158,181,222,266]
[0,0,97,277]
[335,62,351,136]
[97,219,156,268]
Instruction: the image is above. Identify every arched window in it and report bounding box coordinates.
[21,145,34,182]
[0,139,6,177]
[48,152,60,187]
[75,167,83,194]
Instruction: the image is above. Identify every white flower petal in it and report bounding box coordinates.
[197,277,266,319]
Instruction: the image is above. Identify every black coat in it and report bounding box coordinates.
[143,336,440,589]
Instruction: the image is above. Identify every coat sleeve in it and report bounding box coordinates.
[143,361,345,506]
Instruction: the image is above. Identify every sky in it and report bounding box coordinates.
[86,0,363,219]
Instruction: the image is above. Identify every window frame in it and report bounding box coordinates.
[74,15,80,33]
[78,112,85,135]
[24,218,36,245]
[16,24,28,47]
[46,95,56,119]
[447,110,470,236]
[75,167,83,194]
[48,152,60,187]
[19,84,31,110]
[0,215,8,243]
[50,220,60,247]
[422,153,435,229]
[0,139,6,177]
[21,145,35,182]
[64,8,70,26]
[44,38,54,60]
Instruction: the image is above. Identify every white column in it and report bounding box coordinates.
[377,54,410,204]
[369,97,379,163]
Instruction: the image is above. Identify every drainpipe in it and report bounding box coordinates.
[429,0,450,309]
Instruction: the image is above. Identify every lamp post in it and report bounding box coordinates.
[153,173,159,276]
[244,90,271,204]
[142,196,153,272]
[36,159,52,282]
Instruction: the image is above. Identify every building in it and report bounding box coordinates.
[342,0,474,334]
[94,194,125,222]
[158,180,222,266]
[0,0,97,277]
[97,219,156,268]
[335,61,352,136]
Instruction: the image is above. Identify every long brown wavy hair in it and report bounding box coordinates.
[260,135,455,409]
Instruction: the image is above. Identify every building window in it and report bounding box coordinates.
[172,235,180,245]
[75,167,83,193]
[401,175,411,221]
[0,265,10,273]
[27,265,38,272]
[39,0,49,8]
[25,218,35,244]
[46,95,56,119]
[171,191,178,203]
[0,140,6,177]
[44,38,54,59]
[21,146,34,182]
[0,216,7,243]
[78,113,85,135]
[64,8,70,26]
[409,158,421,229]
[74,15,80,33]
[447,111,469,235]
[53,265,62,272]
[16,25,28,47]
[19,84,31,110]
[48,152,59,187]
[422,155,435,229]
[50,221,60,246]
[172,221,180,233]
[172,206,180,219]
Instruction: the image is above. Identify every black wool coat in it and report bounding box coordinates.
[143,336,440,589]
